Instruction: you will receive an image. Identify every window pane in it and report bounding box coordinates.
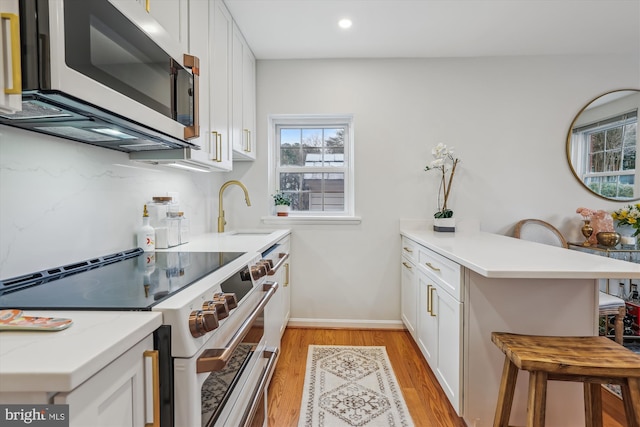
[604,150,621,172]
[279,172,345,212]
[606,127,623,150]
[590,152,604,172]
[280,129,303,166]
[590,132,605,153]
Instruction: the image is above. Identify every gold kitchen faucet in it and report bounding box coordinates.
[217,180,251,232]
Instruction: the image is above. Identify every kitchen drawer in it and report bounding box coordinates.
[401,237,418,263]
[418,246,461,301]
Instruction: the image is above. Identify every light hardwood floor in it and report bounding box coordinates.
[267,327,628,427]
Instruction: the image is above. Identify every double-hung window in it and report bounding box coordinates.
[269,115,354,217]
[570,110,637,199]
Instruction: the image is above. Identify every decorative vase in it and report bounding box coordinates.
[275,205,290,217]
[616,224,637,248]
[433,217,455,232]
[580,219,594,246]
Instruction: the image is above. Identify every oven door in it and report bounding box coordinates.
[20,0,198,141]
[173,282,278,427]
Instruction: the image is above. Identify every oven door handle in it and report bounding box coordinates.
[267,253,289,275]
[196,282,278,373]
[240,348,279,427]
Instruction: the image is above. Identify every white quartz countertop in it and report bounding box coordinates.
[0,229,291,394]
[401,228,640,279]
[0,311,162,392]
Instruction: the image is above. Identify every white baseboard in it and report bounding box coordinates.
[287,318,406,330]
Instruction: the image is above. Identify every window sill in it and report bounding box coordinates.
[261,215,362,225]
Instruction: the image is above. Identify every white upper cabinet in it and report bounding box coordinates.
[231,24,257,161]
[0,0,21,113]
[185,0,232,171]
[207,0,234,170]
[109,0,188,60]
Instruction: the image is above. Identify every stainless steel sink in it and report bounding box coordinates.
[228,230,273,236]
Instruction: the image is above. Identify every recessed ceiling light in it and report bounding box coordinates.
[338,19,352,29]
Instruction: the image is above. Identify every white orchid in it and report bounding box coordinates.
[425,143,460,218]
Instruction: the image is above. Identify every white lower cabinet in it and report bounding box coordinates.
[54,335,157,427]
[265,236,291,349]
[406,238,463,414]
[401,256,417,339]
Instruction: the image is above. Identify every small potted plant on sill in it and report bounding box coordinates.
[425,143,460,232]
[273,192,292,217]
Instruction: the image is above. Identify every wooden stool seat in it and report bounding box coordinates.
[491,332,640,427]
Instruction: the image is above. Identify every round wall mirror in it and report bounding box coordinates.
[566,89,640,201]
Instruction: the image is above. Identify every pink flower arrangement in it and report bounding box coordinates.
[576,207,614,244]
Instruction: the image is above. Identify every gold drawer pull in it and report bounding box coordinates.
[429,286,436,317]
[425,262,441,272]
[144,350,160,427]
[403,247,413,253]
[402,262,412,270]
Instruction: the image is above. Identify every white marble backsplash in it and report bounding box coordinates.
[0,126,224,279]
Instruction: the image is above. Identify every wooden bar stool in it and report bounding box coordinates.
[491,332,640,427]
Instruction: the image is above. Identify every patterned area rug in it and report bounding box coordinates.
[298,345,414,427]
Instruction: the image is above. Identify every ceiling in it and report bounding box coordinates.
[223,0,640,60]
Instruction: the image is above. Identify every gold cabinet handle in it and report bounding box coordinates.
[402,261,412,270]
[145,0,151,13]
[1,13,21,95]
[243,129,251,152]
[143,350,160,427]
[211,131,222,162]
[403,246,413,253]
[284,262,289,287]
[216,132,222,162]
[428,285,436,317]
[425,262,440,272]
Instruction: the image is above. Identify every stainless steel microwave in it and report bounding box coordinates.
[0,0,200,153]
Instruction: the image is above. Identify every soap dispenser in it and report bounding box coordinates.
[137,205,155,252]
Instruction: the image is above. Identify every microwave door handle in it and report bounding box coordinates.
[183,54,199,140]
[196,282,278,373]
[38,33,50,89]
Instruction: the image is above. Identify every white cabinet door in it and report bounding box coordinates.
[54,336,158,427]
[415,248,463,414]
[417,270,437,367]
[0,0,21,113]
[231,24,256,161]
[265,268,284,350]
[109,0,188,60]
[432,283,462,414]
[186,0,231,171]
[282,259,291,329]
[208,0,233,171]
[401,257,417,339]
[241,45,256,158]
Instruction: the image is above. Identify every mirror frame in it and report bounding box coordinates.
[566,89,640,201]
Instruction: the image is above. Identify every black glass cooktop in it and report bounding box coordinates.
[0,250,245,310]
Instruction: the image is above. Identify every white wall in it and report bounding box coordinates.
[0,127,227,278]
[1,54,638,327]
[225,54,640,326]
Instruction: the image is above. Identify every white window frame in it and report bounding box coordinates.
[570,110,638,199]
[266,114,358,223]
